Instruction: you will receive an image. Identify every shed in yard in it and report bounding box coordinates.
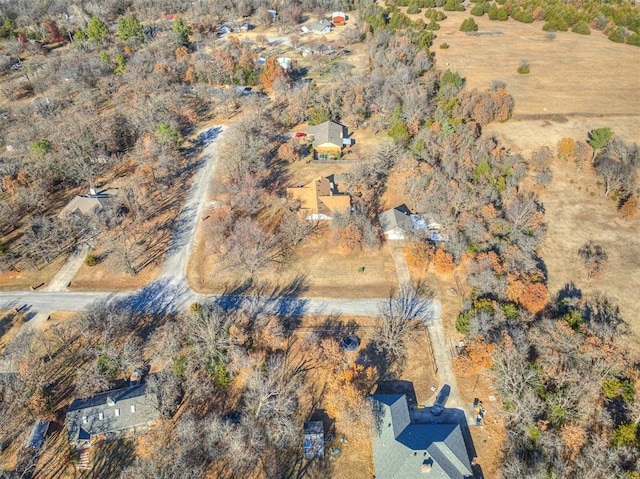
[26,420,49,450]
[303,421,325,459]
[332,12,346,26]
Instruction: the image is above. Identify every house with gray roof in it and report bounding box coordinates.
[58,189,115,218]
[66,383,158,448]
[306,121,352,160]
[301,19,332,35]
[379,205,428,240]
[370,394,473,479]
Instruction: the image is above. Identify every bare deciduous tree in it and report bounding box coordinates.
[374,282,434,360]
[577,241,608,282]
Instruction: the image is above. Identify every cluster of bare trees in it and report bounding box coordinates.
[488,288,640,477]
[0,5,212,274]
[115,295,319,478]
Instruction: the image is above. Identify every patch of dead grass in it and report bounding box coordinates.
[538,158,640,337]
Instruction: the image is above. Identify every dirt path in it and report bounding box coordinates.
[42,245,89,292]
[386,240,474,423]
[388,242,411,285]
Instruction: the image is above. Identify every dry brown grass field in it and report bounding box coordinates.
[537,158,640,337]
[434,12,640,122]
[190,225,399,298]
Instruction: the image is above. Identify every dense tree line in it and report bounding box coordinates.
[388,0,640,46]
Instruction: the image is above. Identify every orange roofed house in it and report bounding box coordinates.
[287,175,351,221]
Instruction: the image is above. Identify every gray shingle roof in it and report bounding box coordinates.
[378,205,413,234]
[66,384,158,444]
[307,121,346,148]
[371,394,473,479]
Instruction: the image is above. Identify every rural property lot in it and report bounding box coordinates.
[433,12,640,147]
[538,159,640,338]
[431,13,640,336]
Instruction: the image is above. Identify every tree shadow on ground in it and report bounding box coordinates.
[310,314,360,340]
[374,380,418,407]
[84,438,135,479]
[215,274,311,330]
[115,277,192,315]
[357,340,402,382]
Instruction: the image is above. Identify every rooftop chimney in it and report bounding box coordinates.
[89,188,97,196]
[106,396,116,406]
[421,458,433,473]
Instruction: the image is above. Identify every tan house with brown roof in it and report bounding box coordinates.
[287,175,351,220]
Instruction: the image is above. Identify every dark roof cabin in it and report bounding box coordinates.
[66,383,158,447]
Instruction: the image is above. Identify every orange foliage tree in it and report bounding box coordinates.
[458,336,496,374]
[557,137,576,161]
[403,241,434,274]
[507,274,548,313]
[434,248,455,274]
[313,338,377,438]
[619,195,639,219]
[259,57,288,90]
[336,222,363,254]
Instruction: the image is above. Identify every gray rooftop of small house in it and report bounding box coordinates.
[379,205,414,233]
[371,394,473,479]
[305,20,332,31]
[307,121,346,148]
[59,189,116,218]
[66,383,158,444]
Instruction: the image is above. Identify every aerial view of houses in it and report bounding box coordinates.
[0,1,638,478]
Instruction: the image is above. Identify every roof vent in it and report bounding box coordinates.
[106,396,116,406]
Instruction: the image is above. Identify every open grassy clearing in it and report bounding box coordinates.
[433,10,640,157]
[537,157,640,338]
[433,11,640,119]
[191,225,399,298]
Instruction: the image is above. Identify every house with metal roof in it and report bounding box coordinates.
[370,394,473,479]
[65,383,158,448]
[306,121,352,160]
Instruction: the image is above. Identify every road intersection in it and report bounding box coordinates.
[0,125,472,422]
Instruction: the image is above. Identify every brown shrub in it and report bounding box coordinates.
[619,195,639,219]
[404,241,434,274]
[434,249,455,274]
